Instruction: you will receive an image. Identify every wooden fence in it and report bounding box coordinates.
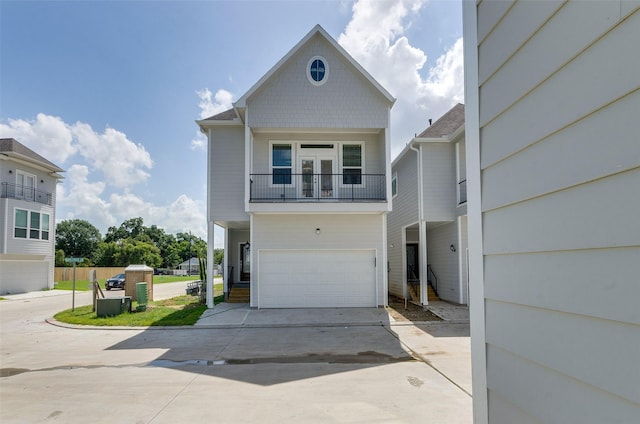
[55,267,126,282]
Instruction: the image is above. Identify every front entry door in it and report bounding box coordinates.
[240,243,251,281]
[300,157,334,199]
[406,244,419,282]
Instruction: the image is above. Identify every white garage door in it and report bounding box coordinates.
[259,249,376,308]
[0,260,48,294]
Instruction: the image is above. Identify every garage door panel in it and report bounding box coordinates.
[259,250,376,308]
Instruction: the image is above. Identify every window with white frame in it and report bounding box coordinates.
[392,172,398,197]
[342,143,363,184]
[271,143,292,185]
[16,170,36,200]
[14,209,50,240]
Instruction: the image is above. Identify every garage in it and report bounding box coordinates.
[258,249,376,308]
[0,260,49,294]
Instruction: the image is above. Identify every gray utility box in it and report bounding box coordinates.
[97,297,132,317]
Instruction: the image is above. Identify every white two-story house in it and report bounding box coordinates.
[0,138,64,294]
[387,104,467,306]
[197,25,395,308]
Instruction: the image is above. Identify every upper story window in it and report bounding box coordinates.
[14,208,50,240]
[307,56,329,86]
[342,143,363,185]
[392,173,398,198]
[16,170,36,201]
[271,143,292,185]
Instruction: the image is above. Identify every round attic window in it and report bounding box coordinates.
[307,56,328,86]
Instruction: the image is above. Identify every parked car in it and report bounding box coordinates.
[105,273,125,290]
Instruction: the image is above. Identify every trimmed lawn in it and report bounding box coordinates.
[54,293,224,326]
[54,276,222,291]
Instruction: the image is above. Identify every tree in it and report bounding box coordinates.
[55,219,102,259]
[213,248,224,265]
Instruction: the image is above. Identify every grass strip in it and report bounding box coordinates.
[54,294,224,326]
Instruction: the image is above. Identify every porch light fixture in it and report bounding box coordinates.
[245,242,250,250]
[450,244,456,252]
[315,228,321,235]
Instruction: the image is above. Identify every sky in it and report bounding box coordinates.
[0,0,463,247]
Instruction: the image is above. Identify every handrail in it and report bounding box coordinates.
[1,182,54,206]
[250,173,386,202]
[458,179,467,205]
[427,264,438,297]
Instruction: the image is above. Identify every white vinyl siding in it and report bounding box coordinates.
[210,126,248,222]
[387,152,419,297]
[421,143,456,221]
[467,2,640,422]
[426,222,459,303]
[247,34,389,129]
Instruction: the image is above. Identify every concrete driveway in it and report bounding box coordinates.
[0,283,471,423]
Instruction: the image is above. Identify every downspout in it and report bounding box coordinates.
[409,142,427,305]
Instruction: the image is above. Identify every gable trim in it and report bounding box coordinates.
[234,25,395,109]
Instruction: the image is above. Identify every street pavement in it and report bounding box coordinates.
[0,282,472,423]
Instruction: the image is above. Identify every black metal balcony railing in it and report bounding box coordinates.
[1,182,54,206]
[458,179,467,205]
[250,173,386,202]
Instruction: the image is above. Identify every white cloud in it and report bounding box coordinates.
[57,164,116,229]
[190,88,235,150]
[0,113,75,163]
[1,113,153,188]
[72,123,153,188]
[196,88,234,119]
[339,0,464,156]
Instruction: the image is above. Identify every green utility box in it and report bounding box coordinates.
[136,282,148,311]
[97,296,132,317]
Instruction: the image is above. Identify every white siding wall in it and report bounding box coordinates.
[247,34,389,129]
[426,222,459,303]
[252,213,385,306]
[467,1,640,422]
[421,143,456,221]
[388,152,419,297]
[210,126,248,222]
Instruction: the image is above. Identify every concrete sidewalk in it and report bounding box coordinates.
[195,300,469,327]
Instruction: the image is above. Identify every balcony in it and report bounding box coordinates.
[458,179,467,205]
[1,182,54,206]
[250,173,386,202]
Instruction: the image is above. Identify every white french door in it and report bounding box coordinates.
[299,157,334,199]
[17,171,36,201]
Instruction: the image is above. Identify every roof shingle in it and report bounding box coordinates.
[417,103,465,138]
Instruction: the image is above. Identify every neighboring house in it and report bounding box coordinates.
[197,25,395,308]
[387,104,467,305]
[0,138,64,294]
[463,1,639,423]
[177,257,200,276]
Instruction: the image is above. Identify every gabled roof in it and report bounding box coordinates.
[203,108,238,121]
[0,138,64,173]
[392,103,466,167]
[417,103,465,139]
[234,24,395,109]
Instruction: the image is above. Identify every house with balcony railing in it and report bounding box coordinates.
[387,104,469,306]
[197,25,395,308]
[0,138,64,294]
